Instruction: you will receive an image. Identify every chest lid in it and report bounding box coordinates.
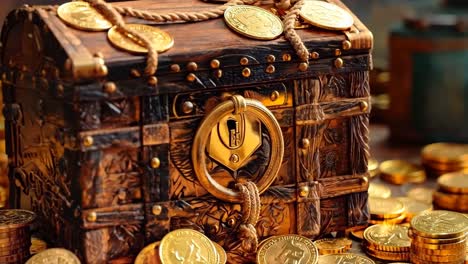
[0,0,373,100]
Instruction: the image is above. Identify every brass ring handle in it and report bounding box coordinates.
[192,95,284,203]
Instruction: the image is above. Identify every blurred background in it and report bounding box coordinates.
[0,0,466,209]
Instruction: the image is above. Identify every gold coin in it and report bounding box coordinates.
[300,1,354,31]
[314,238,347,255]
[257,234,318,264]
[422,143,468,163]
[411,253,463,264]
[318,253,375,264]
[108,24,174,54]
[407,187,433,204]
[30,237,47,255]
[396,197,432,220]
[213,242,226,264]
[438,171,468,194]
[57,2,112,31]
[364,246,410,261]
[368,158,379,178]
[350,228,365,241]
[25,248,80,264]
[224,5,283,40]
[159,229,218,264]
[369,213,407,225]
[410,243,466,255]
[368,183,391,198]
[411,238,467,250]
[411,210,468,239]
[369,197,405,219]
[410,251,465,262]
[380,160,423,185]
[364,224,410,252]
[134,241,161,264]
[0,209,35,230]
[433,190,468,209]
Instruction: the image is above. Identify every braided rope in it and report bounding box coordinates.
[236,182,261,252]
[282,0,309,62]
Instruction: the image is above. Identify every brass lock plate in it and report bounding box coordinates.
[208,113,262,171]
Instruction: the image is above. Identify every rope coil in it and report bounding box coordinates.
[236,181,261,252]
[82,0,309,76]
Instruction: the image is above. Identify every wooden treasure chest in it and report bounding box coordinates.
[0,0,373,262]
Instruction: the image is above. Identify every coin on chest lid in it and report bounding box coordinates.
[224,5,284,40]
[300,1,354,31]
[108,24,174,54]
[57,1,112,31]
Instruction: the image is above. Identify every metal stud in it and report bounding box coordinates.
[334,58,344,68]
[240,57,249,65]
[182,101,194,114]
[360,101,369,112]
[210,59,220,69]
[270,91,280,102]
[299,186,309,197]
[265,65,275,74]
[310,52,320,59]
[187,73,196,82]
[103,82,116,94]
[97,64,108,76]
[301,138,310,149]
[266,54,276,63]
[83,136,93,147]
[242,68,251,78]
[130,69,141,78]
[227,217,236,227]
[282,53,292,61]
[335,49,342,56]
[57,84,64,96]
[361,176,369,185]
[152,205,162,216]
[298,62,308,72]
[151,157,161,169]
[148,76,158,86]
[342,40,352,50]
[230,154,240,163]
[170,64,181,73]
[87,212,97,222]
[187,62,198,72]
[214,69,223,78]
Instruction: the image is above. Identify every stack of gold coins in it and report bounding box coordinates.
[314,237,352,255]
[0,209,36,264]
[135,228,227,264]
[396,197,432,222]
[433,171,468,213]
[409,210,467,264]
[363,224,410,262]
[379,160,426,185]
[422,143,468,177]
[369,197,406,225]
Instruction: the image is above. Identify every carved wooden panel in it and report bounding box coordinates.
[80,148,142,209]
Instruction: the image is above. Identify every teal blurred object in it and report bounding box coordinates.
[388,8,468,143]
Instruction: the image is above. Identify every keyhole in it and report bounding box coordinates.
[227,119,240,148]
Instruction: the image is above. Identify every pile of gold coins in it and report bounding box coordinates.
[379,159,426,185]
[0,209,35,264]
[368,197,406,225]
[363,224,410,262]
[433,171,468,213]
[409,210,467,264]
[422,143,468,177]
